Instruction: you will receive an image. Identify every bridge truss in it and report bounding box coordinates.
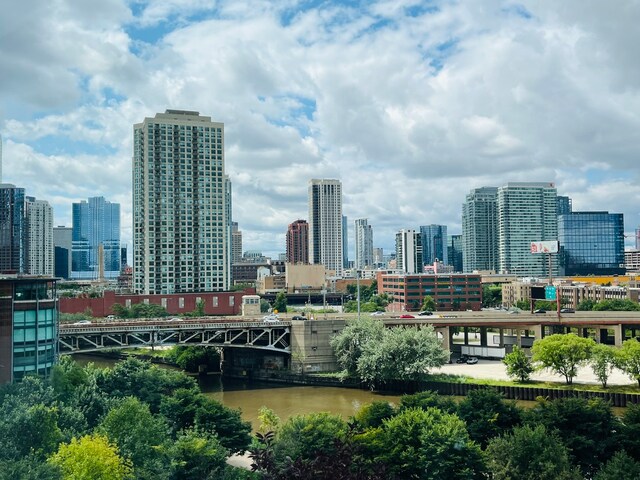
[58,321,291,355]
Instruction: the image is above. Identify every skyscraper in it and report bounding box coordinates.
[54,226,72,279]
[308,179,343,276]
[25,198,53,276]
[557,195,572,216]
[354,218,374,269]
[72,196,121,280]
[286,219,309,264]
[558,212,625,275]
[498,182,558,276]
[448,234,463,273]
[342,215,349,269]
[133,110,230,294]
[462,187,499,273]
[231,222,243,264]
[420,224,448,266]
[0,184,27,274]
[395,229,422,274]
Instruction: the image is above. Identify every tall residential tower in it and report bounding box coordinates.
[354,218,374,269]
[461,187,499,273]
[133,110,230,294]
[308,179,343,276]
[286,219,309,264]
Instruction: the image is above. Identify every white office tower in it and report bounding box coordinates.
[133,110,230,294]
[462,187,499,273]
[26,198,54,275]
[354,218,374,269]
[395,229,423,274]
[308,179,343,277]
[497,182,558,276]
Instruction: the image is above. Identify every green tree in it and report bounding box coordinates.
[482,284,502,308]
[356,325,449,387]
[594,450,640,480]
[577,299,596,311]
[456,389,522,447]
[257,406,280,434]
[618,403,640,460]
[503,345,534,382]
[485,424,581,480]
[616,338,640,387]
[531,333,595,384]
[371,407,485,480]
[398,390,457,414]
[272,413,348,467]
[48,434,133,480]
[525,397,620,477]
[166,346,220,373]
[421,295,436,312]
[330,316,385,376]
[166,428,229,480]
[594,299,640,311]
[352,401,396,429]
[98,397,169,479]
[590,343,617,388]
[0,455,62,480]
[159,387,251,454]
[272,292,287,313]
[515,299,530,310]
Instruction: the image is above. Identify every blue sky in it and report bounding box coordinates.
[1,0,640,257]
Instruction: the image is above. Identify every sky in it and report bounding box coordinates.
[1,0,639,259]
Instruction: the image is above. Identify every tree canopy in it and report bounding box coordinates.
[531,333,595,384]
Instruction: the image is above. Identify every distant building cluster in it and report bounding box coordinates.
[1,114,638,309]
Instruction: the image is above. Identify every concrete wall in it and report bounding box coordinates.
[290,318,345,372]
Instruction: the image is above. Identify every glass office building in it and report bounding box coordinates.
[0,276,58,384]
[0,184,27,274]
[72,196,121,280]
[420,224,448,266]
[558,212,625,276]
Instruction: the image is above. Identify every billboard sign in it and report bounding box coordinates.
[530,241,559,254]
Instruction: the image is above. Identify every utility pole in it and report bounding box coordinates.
[356,269,361,321]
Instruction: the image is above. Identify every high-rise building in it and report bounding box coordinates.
[636,227,640,250]
[558,212,625,276]
[342,215,349,269]
[133,110,230,294]
[224,175,233,285]
[557,195,572,216]
[26,198,53,276]
[308,179,343,276]
[354,218,374,269]
[448,234,463,273]
[373,247,384,267]
[0,134,3,183]
[462,187,499,273]
[498,182,558,276]
[0,184,27,274]
[231,222,243,264]
[72,197,120,280]
[395,229,422,274]
[54,226,73,279]
[420,224,448,266]
[286,219,309,264]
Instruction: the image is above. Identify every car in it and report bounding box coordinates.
[73,320,91,325]
[456,355,469,364]
[466,357,479,365]
[168,317,183,321]
[560,308,575,313]
[533,309,547,314]
[399,314,415,319]
[106,314,117,320]
[370,311,385,316]
[507,310,520,314]
[262,315,280,323]
[292,315,305,320]
[417,311,433,316]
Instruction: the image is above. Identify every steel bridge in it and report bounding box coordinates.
[58,319,292,355]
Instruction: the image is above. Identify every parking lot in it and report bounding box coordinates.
[432,358,635,386]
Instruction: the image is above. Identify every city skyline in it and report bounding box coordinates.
[1,2,639,258]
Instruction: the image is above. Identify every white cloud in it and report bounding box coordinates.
[1,0,639,257]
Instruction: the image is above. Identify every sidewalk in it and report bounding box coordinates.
[432,358,635,386]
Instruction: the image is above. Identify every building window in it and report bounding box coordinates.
[212,296,218,307]
[179,298,185,308]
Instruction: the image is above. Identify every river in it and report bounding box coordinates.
[74,354,402,428]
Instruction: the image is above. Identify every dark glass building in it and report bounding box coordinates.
[0,184,27,274]
[558,212,625,276]
[0,276,58,384]
[448,234,464,273]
